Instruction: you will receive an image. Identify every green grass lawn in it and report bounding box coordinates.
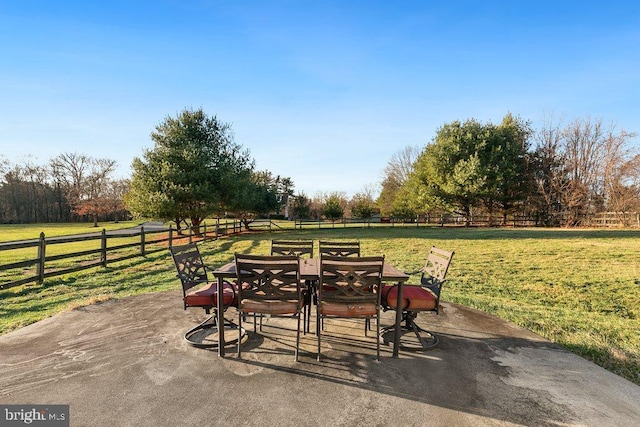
[1,226,639,385]
[0,220,142,243]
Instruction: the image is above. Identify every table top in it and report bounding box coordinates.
[212,258,409,282]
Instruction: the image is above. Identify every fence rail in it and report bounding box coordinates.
[0,220,243,290]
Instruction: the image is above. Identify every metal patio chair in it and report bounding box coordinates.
[234,253,304,361]
[317,255,384,361]
[380,246,454,350]
[170,243,243,348]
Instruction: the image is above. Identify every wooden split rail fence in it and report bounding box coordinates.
[0,220,247,291]
[3,211,638,291]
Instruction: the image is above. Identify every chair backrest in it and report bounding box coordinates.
[420,247,454,292]
[234,253,301,301]
[318,240,360,257]
[319,255,384,304]
[170,243,208,294]
[271,239,314,258]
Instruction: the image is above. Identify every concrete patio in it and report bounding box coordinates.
[1,290,639,426]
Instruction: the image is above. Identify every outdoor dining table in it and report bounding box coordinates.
[211,258,410,358]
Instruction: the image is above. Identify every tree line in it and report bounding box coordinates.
[3,109,637,228]
[377,114,639,226]
[0,153,128,225]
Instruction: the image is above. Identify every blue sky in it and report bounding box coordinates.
[1,1,639,197]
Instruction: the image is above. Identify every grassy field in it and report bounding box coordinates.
[1,225,639,385]
[0,220,142,243]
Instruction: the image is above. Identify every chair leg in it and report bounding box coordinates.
[380,311,439,351]
[183,314,218,348]
[407,313,439,349]
[238,310,243,358]
[309,281,318,335]
[376,312,380,361]
[316,310,321,361]
[302,301,306,336]
[302,282,310,335]
[184,311,246,349]
[314,289,325,333]
[295,311,301,362]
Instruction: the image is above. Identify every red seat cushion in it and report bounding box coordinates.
[184,281,236,308]
[381,284,437,311]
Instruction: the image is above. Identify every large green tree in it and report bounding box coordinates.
[124,108,253,233]
[479,114,533,224]
[406,115,532,226]
[410,119,487,225]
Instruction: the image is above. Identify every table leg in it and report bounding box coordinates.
[217,276,225,357]
[393,281,403,358]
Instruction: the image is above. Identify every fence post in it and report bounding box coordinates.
[203,223,207,242]
[101,229,107,267]
[141,226,146,256]
[168,225,173,248]
[36,232,46,285]
[188,224,193,244]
